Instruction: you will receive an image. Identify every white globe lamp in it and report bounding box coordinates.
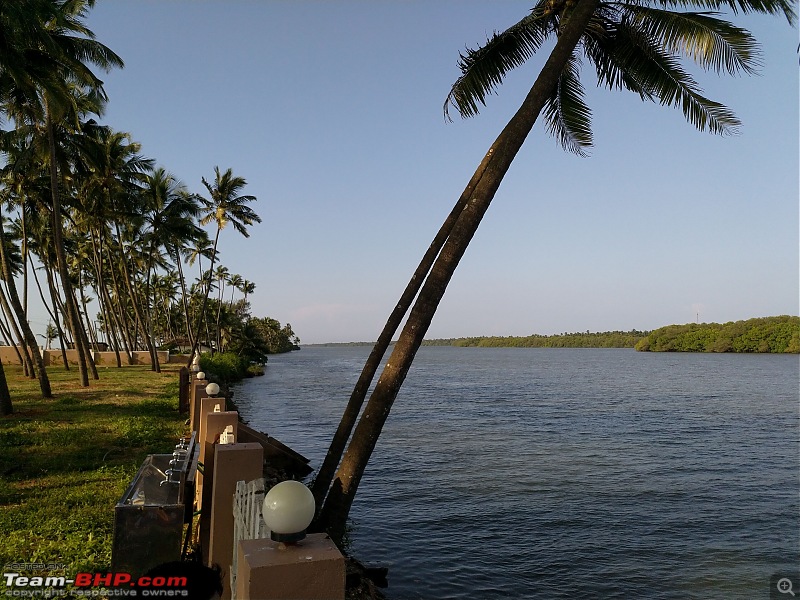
[196,371,206,381]
[262,481,315,544]
[205,382,220,397]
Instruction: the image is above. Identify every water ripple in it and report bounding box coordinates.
[234,348,800,599]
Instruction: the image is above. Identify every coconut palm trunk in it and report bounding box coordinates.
[0,359,12,416]
[46,110,90,387]
[311,161,494,507]
[317,0,600,544]
[0,281,34,376]
[0,215,51,397]
[42,266,70,368]
[114,221,158,370]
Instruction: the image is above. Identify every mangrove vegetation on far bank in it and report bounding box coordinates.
[418,316,799,353]
[634,316,799,353]
[422,330,647,349]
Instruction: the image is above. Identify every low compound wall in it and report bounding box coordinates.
[0,346,179,366]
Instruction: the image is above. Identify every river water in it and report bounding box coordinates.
[233,346,799,599]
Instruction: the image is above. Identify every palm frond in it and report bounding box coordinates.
[543,51,594,156]
[622,6,761,74]
[444,4,556,120]
[648,0,796,25]
[590,17,741,134]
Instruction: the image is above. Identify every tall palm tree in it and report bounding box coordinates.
[139,167,200,370]
[0,0,124,386]
[73,122,150,371]
[228,273,243,308]
[142,174,203,341]
[188,166,260,364]
[316,0,796,544]
[170,204,210,354]
[241,279,255,305]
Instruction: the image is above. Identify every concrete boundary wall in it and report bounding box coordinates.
[0,346,181,366]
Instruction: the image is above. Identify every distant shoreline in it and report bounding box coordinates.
[302,316,800,353]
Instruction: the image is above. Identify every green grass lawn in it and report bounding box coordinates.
[0,364,186,573]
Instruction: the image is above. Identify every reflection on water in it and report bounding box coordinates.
[234,347,799,599]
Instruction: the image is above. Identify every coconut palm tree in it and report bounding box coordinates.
[0,0,123,386]
[74,123,152,369]
[241,279,256,305]
[315,0,797,544]
[227,273,243,308]
[187,166,260,364]
[141,173,203,341]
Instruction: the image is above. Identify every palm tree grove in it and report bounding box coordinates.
[0,0,298,416]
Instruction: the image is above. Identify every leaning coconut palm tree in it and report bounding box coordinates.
[187,166,260,365]
[315,0,796,544]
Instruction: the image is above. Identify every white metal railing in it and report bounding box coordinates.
[231,478,268,599]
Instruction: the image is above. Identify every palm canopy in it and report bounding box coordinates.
[0,0,123,127]
[444,0,796,156]
[199,166,261,238]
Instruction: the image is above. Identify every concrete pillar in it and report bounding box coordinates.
[196,396,226,463]
[189,379,208,432]
[208,443,263,600]
[235,534,345,600]
[198,411,239,554]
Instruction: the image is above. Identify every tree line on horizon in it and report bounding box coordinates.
[635,316,799,353]
[0,1,297,416]
[423,329,647,348]
[418,316,799,353]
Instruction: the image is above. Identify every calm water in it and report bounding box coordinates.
[233,347,800,599]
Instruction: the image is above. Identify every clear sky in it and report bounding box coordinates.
[63,1,799,344]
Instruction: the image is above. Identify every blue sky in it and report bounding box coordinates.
[67,1,799,344]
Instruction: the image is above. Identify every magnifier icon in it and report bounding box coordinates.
[778,578,795,596]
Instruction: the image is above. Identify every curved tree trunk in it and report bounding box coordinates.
[0,280,34,377]
[44,266,70,369]
[115,222,158,370]
[316,0,600,545]
[174,250,196,353]
[106,256,134,363]
[89,231,123,367]
[70,285,99,380]
[310,161,495,508]
[46,110,90,387]
[0,215,51,397]
[186,228,220,367]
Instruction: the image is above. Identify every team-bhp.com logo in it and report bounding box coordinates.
[3,572,189,597]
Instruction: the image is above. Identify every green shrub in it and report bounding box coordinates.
[199,352,250,384]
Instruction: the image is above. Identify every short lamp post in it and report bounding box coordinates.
[236,480,344,598]
[262,481,315,546]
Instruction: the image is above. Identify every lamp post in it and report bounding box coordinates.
[262,481,315,545]
[236,480,344,598]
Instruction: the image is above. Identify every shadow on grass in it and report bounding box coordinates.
[0,365,187,572]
